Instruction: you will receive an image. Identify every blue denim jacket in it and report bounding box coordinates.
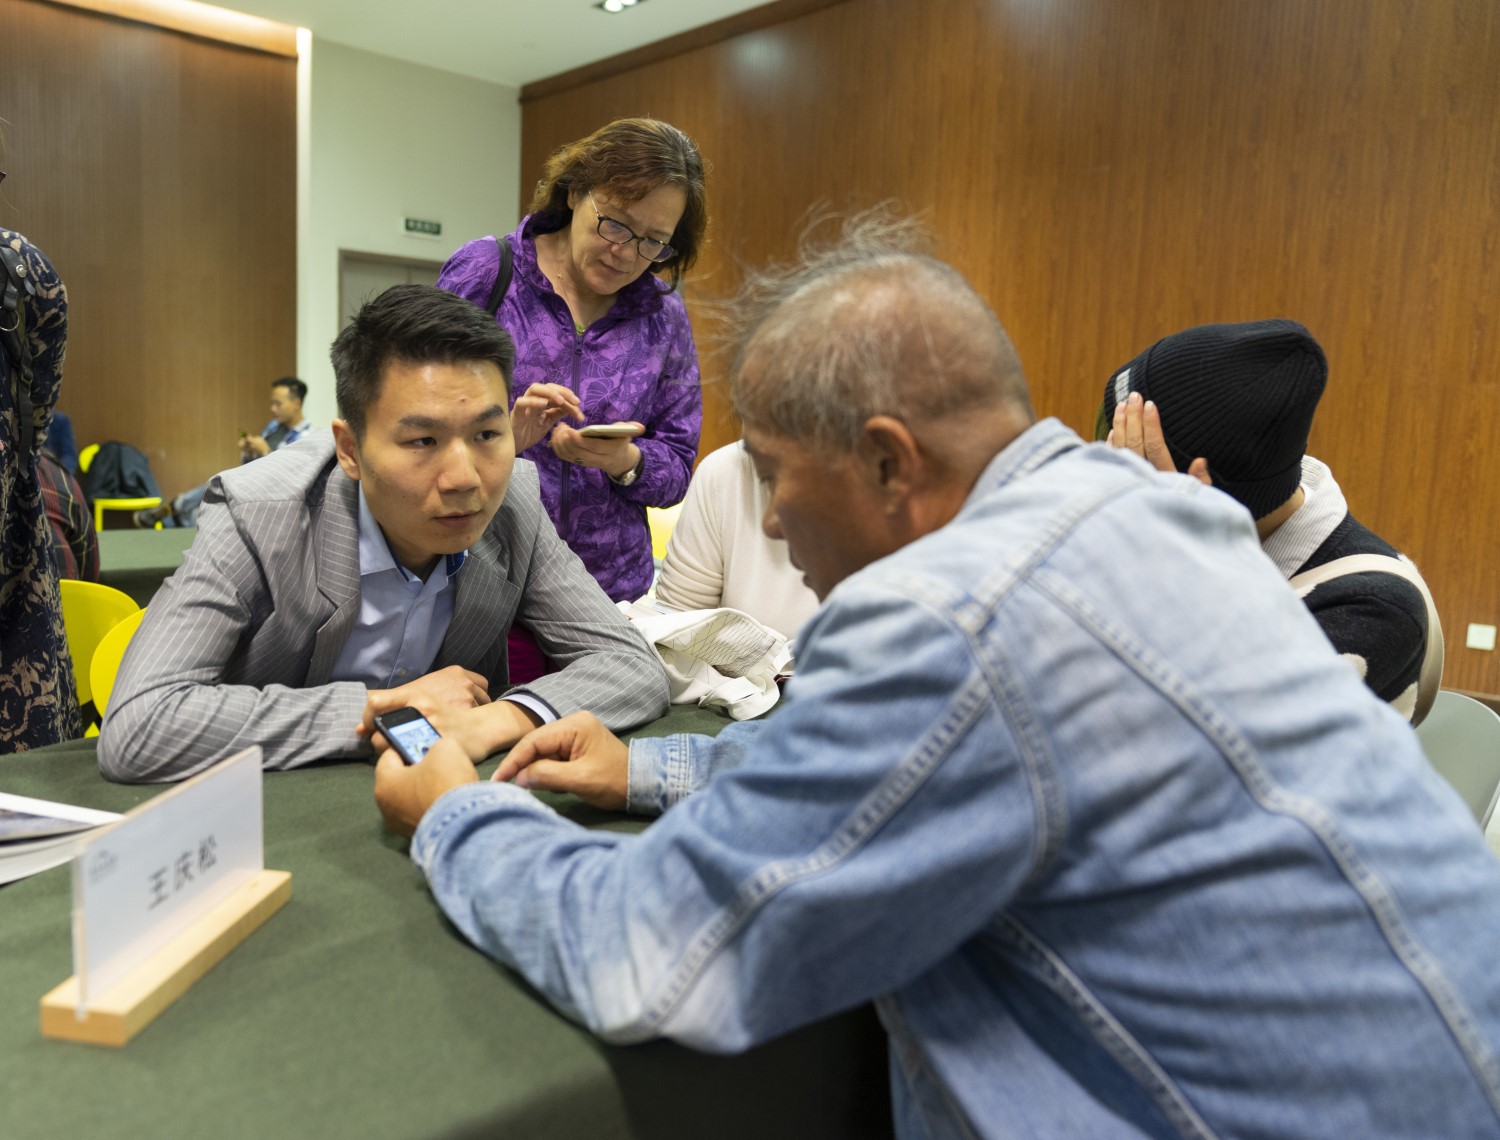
[413,419,1500,1139]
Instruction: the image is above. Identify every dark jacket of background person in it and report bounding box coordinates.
[0,230,80,749]
[1100,320,1431,720]
[44,408,77,473]
[80,439,160,501]
[38,447,99,582]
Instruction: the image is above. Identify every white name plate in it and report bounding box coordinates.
[72,747,266,1008]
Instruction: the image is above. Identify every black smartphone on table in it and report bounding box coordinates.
[372,707,442,765]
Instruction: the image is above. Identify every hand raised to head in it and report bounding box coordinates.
[1107,392,1212,485]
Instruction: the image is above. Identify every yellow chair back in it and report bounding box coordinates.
[648,503,683,563]
[59,579,141,707]
[78,442,100,472]
[90,609,146,722]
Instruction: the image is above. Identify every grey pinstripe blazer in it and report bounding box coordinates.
[98,433,668,782]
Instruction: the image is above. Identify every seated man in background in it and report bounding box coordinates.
[374,221,1500,1139]
[650,439,820,641]
[100,284,667,782]
[135,376,313,528]
[238,375,311,459]
[1102,319,1437,721]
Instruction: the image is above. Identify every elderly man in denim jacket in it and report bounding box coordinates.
[375,220,1500,1139]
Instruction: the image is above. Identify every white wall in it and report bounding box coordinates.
[298,38,521,428]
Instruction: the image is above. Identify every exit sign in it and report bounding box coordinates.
[403,217,443,238]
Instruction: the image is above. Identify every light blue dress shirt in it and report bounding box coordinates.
[329,486,464,688]
[328,487,554,725]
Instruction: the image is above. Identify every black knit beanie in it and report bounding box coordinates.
[1100,319,1328,519]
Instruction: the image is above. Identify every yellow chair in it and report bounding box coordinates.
[79,442,163,531]
[648,503,683,563]
[59,579,141,712]
[89,609,146,725]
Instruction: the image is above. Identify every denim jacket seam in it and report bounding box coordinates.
[990,914,1223,1140]
[1034,567,1500,1115]
[968,616,1068,888]
[627,737,666,815]
[963,451,1141,611]
[415,783,553,867]
[618,670,996,1044]
[665,735,698,809]
[624,739,652,815]
[879,994,986,1140]
[832,579,1063,893]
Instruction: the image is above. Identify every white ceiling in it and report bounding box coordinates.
[218,0,777,88]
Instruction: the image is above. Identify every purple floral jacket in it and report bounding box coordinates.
[438,217,702,602]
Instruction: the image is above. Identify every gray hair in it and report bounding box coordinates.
[730,209,1032,451]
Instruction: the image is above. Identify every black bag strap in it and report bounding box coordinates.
[484,235,514,317]
[0,243,38,469]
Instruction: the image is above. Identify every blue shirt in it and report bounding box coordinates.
[330,486,556,727]
[241,418,312,466]
[411,420,1500,1138]
[265,417,311,447]
[330,486,464,689]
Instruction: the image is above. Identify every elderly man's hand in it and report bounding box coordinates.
[549,423,643,480]
[360,666,491,744]
[492,711,630,812]
[1107,392,1213,485]
[512,383,584,453]
[374,738,478,838]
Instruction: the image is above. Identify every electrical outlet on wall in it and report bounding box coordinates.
[1466,623,1498,652]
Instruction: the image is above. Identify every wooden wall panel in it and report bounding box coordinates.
[0,0,296,506]
[521,0,1500,695]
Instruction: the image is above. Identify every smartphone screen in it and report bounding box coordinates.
[377,709,441,765]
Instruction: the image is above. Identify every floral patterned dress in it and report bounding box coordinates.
[1,230,80,750]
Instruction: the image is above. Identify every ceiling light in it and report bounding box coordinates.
[596,0,647,11]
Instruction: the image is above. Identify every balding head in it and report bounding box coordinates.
[730,214,1037,599]
[731,214,1034,466]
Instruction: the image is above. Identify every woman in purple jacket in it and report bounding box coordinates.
[439,119,706,629]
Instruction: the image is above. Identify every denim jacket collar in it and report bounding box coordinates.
[964,416,1083,510]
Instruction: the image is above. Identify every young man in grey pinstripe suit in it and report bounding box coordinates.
[99,285,667,783]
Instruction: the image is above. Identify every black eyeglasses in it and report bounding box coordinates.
[589,193,677,264]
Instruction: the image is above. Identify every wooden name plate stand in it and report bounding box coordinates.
[40,869,292,1047]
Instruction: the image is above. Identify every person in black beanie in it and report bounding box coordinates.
[1100,319,1440,723]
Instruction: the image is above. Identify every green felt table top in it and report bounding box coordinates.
[96,528,199,607]
[97,527,198,573]
[0,707,890,1140]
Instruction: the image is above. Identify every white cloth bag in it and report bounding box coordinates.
[619,602,792,720]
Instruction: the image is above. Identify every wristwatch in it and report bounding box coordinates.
[611,450,645,487]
